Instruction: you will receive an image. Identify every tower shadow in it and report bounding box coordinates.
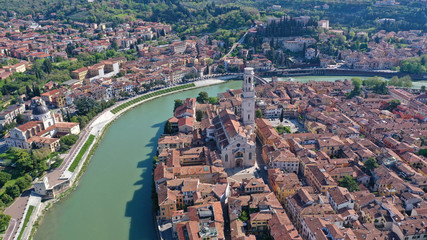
[125,121,165,240]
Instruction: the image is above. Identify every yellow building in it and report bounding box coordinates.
[306,165,337,195]
[276,180,301,204]
[158,186,179,220]
[269,170,301,205]
[317,136,345,156]
[305,121,327,134]
[53,93,66,108]
[376,178,395,196]
[250,212,272,232]
[71,67,88,82]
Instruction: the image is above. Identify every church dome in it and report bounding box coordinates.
[32,104,49,115]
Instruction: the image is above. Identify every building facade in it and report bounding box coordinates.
[241,67,256,126]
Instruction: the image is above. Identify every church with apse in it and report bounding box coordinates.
[213,67,257,169]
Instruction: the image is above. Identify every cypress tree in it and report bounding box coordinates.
[279,109,284,123]
[164,121,172,134]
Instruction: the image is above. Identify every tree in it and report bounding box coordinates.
[196,91,209,103]
[384,99,400,112]
[0,172,11,188]
[389,76,402,87]
[338,175,360,192]
[60,134,78,146]
[347,78,362,98]
[174,99,183,112]
[365,157,379,171]
[15,176,31,191]
[66,109,72,122]
[74,97,99,116]
[275,125,291,135]
[5,184,20,198]
[16,114,24,125]
[111,41,118,51]
[42,59,53,74]
[279,109,284,123]
[239,210,249,222]
[13,150,33,175]
[373,81,388,95]
[49,155,63,170]
[32,84,41,97]
[421,85,426,92]
[25,85,33,98]
[60,134,78,152]
[208,97,218,105]
[196,110,203,122]
[164,120,172,134]
[255,109,263,118]
[401,75,412,88]
[419,149,427,158]
[183,72,198,81]
[0,214,10,232]
[1,194,12,205]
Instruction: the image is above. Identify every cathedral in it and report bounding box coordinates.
[213,67,257,169]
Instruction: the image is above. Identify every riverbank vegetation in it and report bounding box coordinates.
[17,205,34,240]
[398,55,427,74]
[72,97,117,129]
[388,76,413,88]
[68,135,95,172]
[110,83,195,114]
[196,91,218,104]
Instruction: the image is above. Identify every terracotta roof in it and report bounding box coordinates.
[16,121,43,132]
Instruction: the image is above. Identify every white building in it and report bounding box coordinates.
[241,67,256,126]
[327,186,355,212]
[318,20,330,30]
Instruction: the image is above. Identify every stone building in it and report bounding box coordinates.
[6,102,80,152]
[213,68,256,169]
[241,67,256,126]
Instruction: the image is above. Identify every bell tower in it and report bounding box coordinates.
[241,67,256,126]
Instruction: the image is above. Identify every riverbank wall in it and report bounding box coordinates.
[260,68,427,80]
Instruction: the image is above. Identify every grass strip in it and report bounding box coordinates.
[110,83,195,114]
[68,135,95,172]
[17,205,34,240]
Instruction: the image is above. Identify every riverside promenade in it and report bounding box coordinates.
[3,78,226,240]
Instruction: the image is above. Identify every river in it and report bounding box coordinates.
[33,75,427,240]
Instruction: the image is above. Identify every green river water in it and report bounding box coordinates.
[33,76,427,240]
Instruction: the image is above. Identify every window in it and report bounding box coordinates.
[249,153,252,160]
[225,154,228,162]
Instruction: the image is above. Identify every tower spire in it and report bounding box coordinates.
[241,67,256,126]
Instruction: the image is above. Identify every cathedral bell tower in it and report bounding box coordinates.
[241,67,256,126]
